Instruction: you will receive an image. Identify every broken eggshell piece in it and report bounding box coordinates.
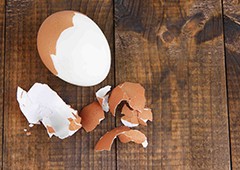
[95,85,111,112]
[37,11,111,86]
[121,105,153,127]
[79,101,105,132]
[94,126,148,151]
[121,105,139,127]
[138,108,153,124]
[109,82,146,116]
[118,130,148,148]
[79,85,112,132]
[17,83,82,139]
[95,126,130,151]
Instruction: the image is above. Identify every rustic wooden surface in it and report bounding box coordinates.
[0,0,239,169]
[0,0,4,168]
[115,0,229,169]
[223,0,240,169]
[3,0,115,169]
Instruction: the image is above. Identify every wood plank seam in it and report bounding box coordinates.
[1,0,6,169]
[222,0,240,169]
[221,0,233,169]
[112,0,118,170]
[112,1,118,170]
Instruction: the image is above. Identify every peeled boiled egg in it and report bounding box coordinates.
[37,11,111,86]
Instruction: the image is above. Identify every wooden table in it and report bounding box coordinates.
[0,0,240,169]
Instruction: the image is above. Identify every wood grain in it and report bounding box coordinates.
[223,1,240,169]
[3,0,114,169]
[115,0,230,169]
[1,0,235,169]
[0,0,4,168]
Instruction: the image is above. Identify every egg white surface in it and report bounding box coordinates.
[51,13,111,86]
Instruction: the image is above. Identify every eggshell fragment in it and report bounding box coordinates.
[96,85,111,112]
[29,124,34,127]
[16,83,82,139]
[95,126,148,151]
[121,105,139,127]
[95,126,130,151]
[109,82,146,116]
[108,86,128,116]
[37,11,111,86]
[121,117,139,127]
[118,130,148,148]
[120,105,153,127]
[138,118,148,126]
[79,101,105,132]
[138,108,153,123]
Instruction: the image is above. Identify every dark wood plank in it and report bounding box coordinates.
[0,0,4,168]
[115,0,230,169]
[3,0,115,169]
[223,1,240,169]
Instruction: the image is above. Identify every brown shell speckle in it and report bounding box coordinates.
[46,125,55,134]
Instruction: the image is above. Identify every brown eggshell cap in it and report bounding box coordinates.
[118,130,147,145]
[79,101,105,132]
[37,11,76,75]
[109,82,146,116]
[95,126,130,151]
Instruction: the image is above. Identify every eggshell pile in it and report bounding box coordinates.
[37,11,111,86]
[108,82,152,128]
[17,82,153,150]
[79,82,153,151]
